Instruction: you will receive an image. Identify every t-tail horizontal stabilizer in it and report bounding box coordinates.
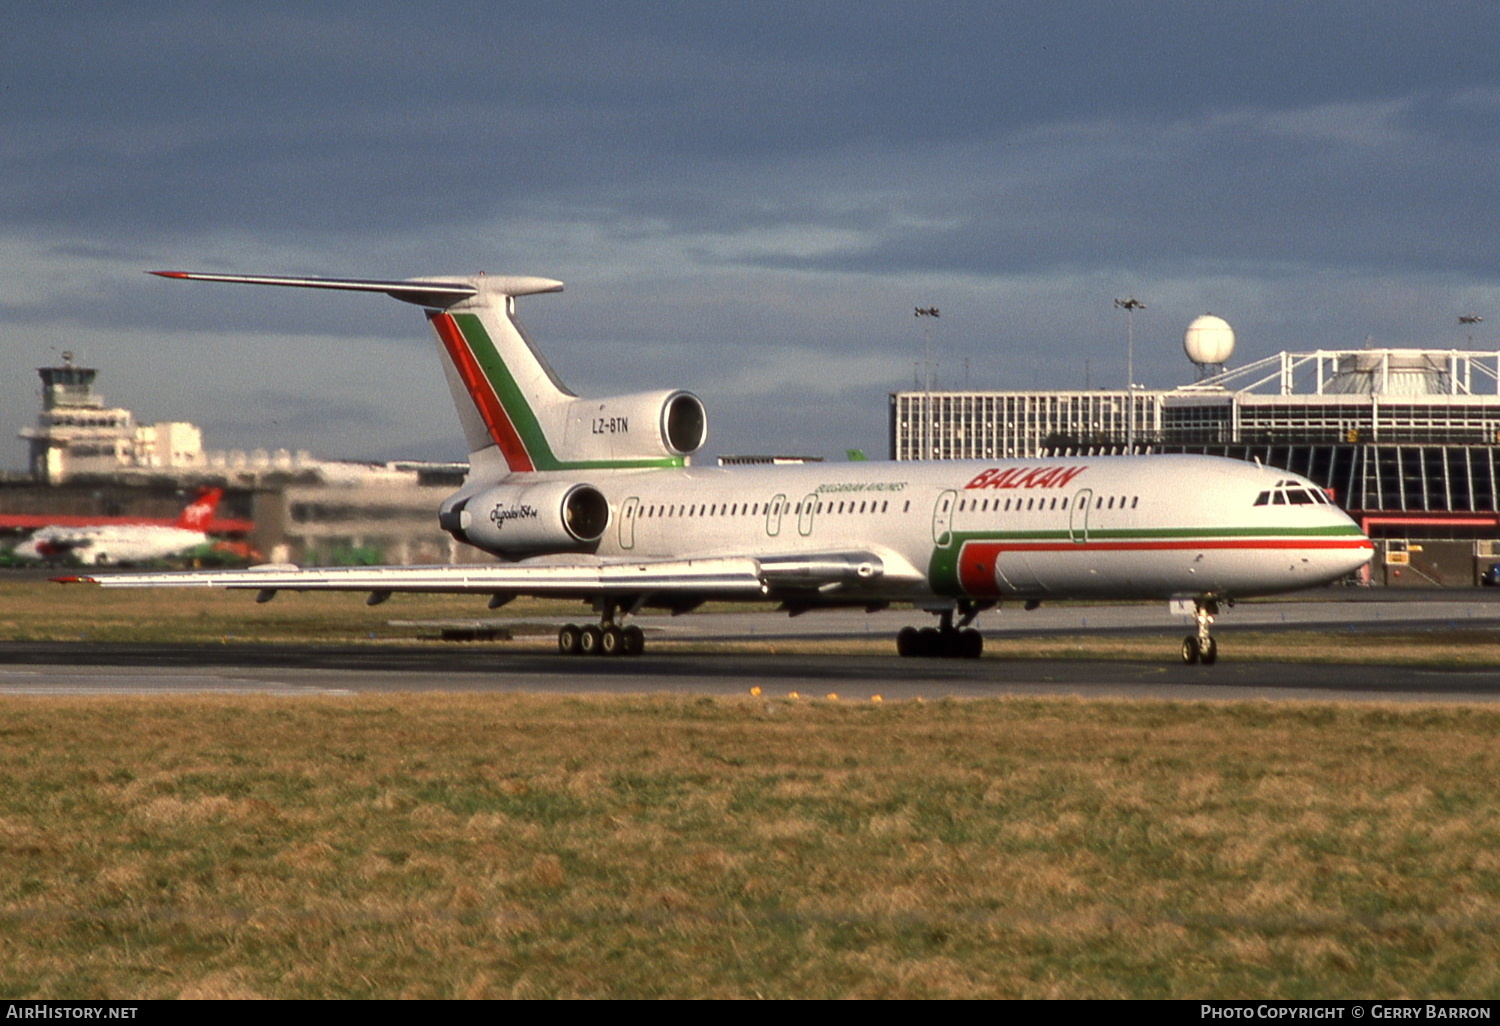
[149,271,564,307]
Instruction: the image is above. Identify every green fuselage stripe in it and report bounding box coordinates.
[946,524,1365,543]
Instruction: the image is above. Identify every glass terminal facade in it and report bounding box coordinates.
[891,349,1500,584]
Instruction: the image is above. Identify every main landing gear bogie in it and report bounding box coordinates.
[897,625,983,659]
[558,622,644,657]
[897,602,985,659]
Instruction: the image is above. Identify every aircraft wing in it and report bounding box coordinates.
[56,550,898,604]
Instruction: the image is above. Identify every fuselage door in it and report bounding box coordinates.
[932,489,957,546]
[619,496,640,550]
[1069,488,1092,544]
[798,492,818,537]
[766,493,787,537]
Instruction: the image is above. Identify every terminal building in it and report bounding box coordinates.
[21,355,217,483]
[8,357,473,566]
[890,316,1500,586]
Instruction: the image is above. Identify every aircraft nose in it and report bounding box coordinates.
[1340,540,1375,575]
[1335,516,1374,577]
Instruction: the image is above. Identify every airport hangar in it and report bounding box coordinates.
[890,317,1500,587]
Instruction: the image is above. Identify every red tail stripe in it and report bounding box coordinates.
[430,313,535,472]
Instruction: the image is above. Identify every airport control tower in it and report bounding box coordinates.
[18,354,210,483]
[38,355,101,411]
[20,354,140,483]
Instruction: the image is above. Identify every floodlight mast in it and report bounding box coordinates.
[915,305,940,460]
[1115,296,1146,452]
[1461,314,1483,348]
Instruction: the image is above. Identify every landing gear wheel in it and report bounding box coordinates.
[1184,598,1220,667]
[959,628,983,659]
[601,625,624,656]
[579,625,604,655]
[1181,635,1200,665]
[918,627,940,658]
[896,626,920,658]
[1199,636,1218,666]
[622,624,645,656]
[559,624,582,656]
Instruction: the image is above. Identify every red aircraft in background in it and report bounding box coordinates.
[8,488,251,565]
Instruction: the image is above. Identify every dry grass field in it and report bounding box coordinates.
[3,578,1499,997]
[1,694,1498,999]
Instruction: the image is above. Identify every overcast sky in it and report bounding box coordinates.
[5,1,1500,466]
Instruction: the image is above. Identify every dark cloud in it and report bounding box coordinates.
[5,2,1500,465]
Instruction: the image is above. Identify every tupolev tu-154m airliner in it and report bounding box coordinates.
[60,271,1374,666]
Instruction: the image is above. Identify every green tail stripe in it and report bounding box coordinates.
[454,313,685,471]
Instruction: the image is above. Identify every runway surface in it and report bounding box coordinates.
[2,595,1500,702]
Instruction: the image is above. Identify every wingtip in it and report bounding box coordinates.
[50,575,98,585]
[149,271,191,279]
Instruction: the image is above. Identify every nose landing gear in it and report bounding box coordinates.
[1181,598,1219,665]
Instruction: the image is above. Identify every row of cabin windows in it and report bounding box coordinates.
[633,495,1146,519]
[636,498,910,518]
[956,495,1140,513]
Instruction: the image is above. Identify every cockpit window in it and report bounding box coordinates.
[1258,481,1333,506]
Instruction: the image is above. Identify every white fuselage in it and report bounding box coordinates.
[492,453,1371,603]
[14,524,208,566]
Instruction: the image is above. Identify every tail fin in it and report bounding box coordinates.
[428,290,701,473]
[152,271,700,474]
[423,279,576,473]
[176,487,222,532]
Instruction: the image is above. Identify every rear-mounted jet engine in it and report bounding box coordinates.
[440,481,610,558]
[560,389,707,461]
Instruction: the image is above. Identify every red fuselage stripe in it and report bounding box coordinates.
[955,537,1372,596]
[430,313,534,472]
[967,538,1373,554]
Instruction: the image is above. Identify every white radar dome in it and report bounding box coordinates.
[1184,314,1235,366]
